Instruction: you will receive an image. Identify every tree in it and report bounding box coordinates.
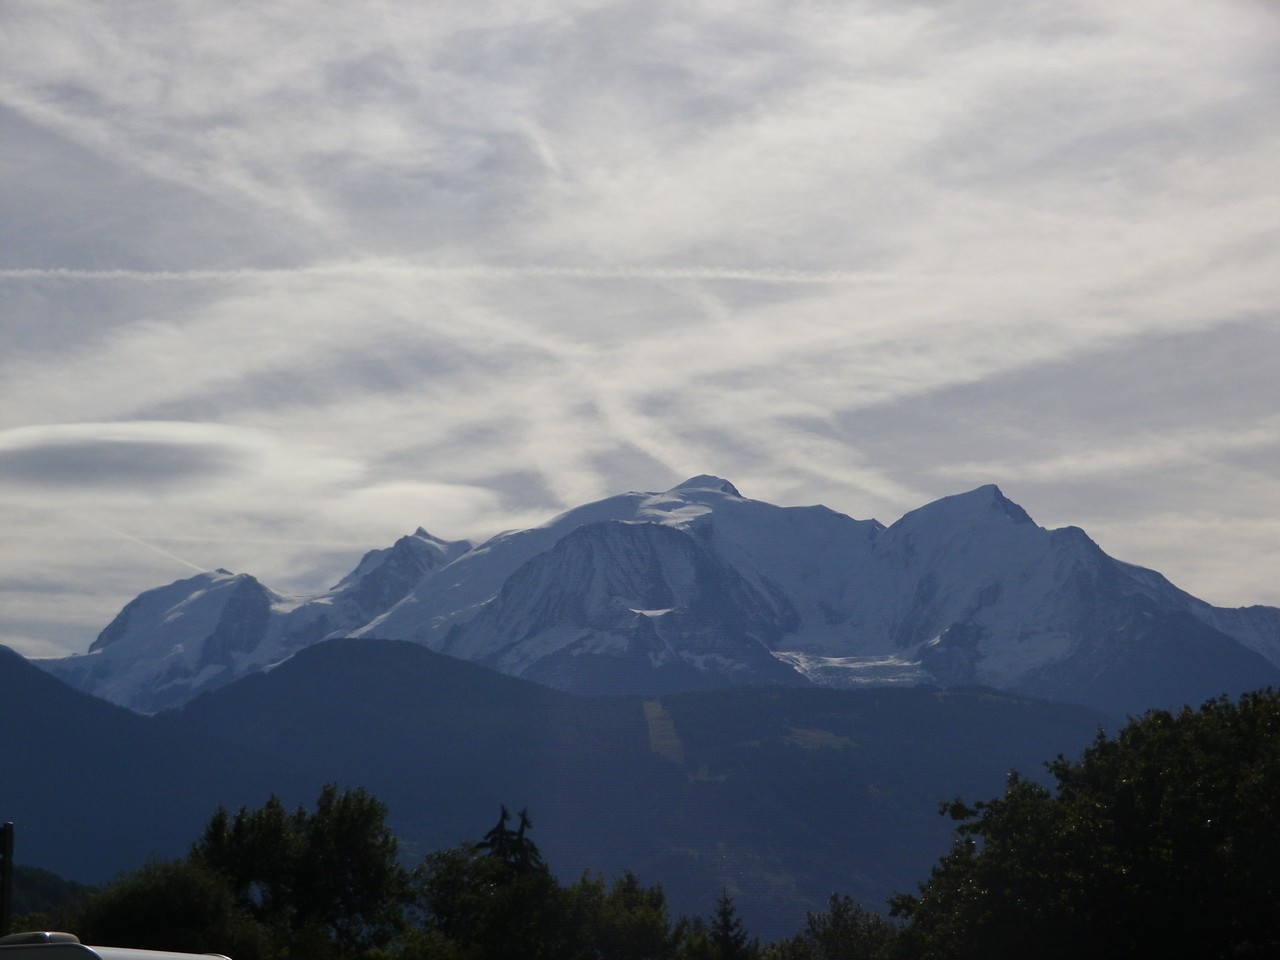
[709,889,756,960]
[476,804,544,875]
[761,894,899,960]
[192,784,412,956]
[891,689,1280,959]
[560,870,679,960]
[292,783,410,947]
[416,809,689,960]
[414,808,560,959]
[193,795,297,931]
[75,858,270,960]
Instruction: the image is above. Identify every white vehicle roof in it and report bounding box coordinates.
[0,933,229,960]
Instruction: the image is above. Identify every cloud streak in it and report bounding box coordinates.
[0,262,956,284]
[1,0,1278,656]
[70,515,210,574]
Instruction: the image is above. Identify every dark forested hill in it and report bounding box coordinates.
[5,638,1114,939]
[0,644,276,884]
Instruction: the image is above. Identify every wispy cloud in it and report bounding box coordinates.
[1,0,1278,654]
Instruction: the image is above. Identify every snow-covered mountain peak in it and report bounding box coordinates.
[667,475,742,497]
[891,484,1035,537]
[984,485,1034,523]
[633,476,749,526]
[411,527,474,556]
[43,568,297,711]
[87,569,252,653]
[333,528,470,591]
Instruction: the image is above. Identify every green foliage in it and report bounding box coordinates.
[52,689,1280,960]
[414,804,564,960]
[194,795,297,931]
[415,810,690,960]
[762,894,899,960]
[42,793,777,960]
[475,804,544,876]
[709,890,756,960]
[560,870,681,960]
[414,839,558,958]
[27,684,1280,960]
[75,858,270,960]
[891,689,1280,959]
[292,783,410,946]
[6,865,94,934]
[191,784,412,957]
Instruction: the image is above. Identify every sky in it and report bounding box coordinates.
[2,0,1278,659]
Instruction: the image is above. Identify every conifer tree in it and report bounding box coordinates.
[417,805,560,958]
[477,804,544,875]
[710,888,755,960]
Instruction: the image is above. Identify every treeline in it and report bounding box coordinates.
[19,794,794,960]
[16,689,1280,959]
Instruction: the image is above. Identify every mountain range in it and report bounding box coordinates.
[35,473,1280,716]
[8,476,1280,938]
[35,475,1280,715]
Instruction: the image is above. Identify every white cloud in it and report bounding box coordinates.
[1,0,1278,655]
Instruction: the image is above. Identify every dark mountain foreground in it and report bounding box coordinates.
[3,639,1111,939]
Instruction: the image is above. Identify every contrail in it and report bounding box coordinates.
[0,263,923,285]
[72,513,209,574]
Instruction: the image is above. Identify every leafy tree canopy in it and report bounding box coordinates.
[75,858,271,960]
[191,784,411,956]
[891,689,1280,960]
[414,807,697,960]
[762,894,899,960]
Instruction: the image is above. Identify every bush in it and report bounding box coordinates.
[76,858,270,960]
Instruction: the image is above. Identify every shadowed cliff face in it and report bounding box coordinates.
[453,520,801,693]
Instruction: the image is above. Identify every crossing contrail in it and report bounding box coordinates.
[72,513,209,574]
[0,262,926,285]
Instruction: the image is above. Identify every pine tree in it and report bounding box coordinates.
[417,807,558,958]
[710,888,754,960]
[477,804,544,875]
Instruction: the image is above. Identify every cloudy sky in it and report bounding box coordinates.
[2,0,1278,659]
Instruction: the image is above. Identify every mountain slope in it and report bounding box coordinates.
[0,644,281,879]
